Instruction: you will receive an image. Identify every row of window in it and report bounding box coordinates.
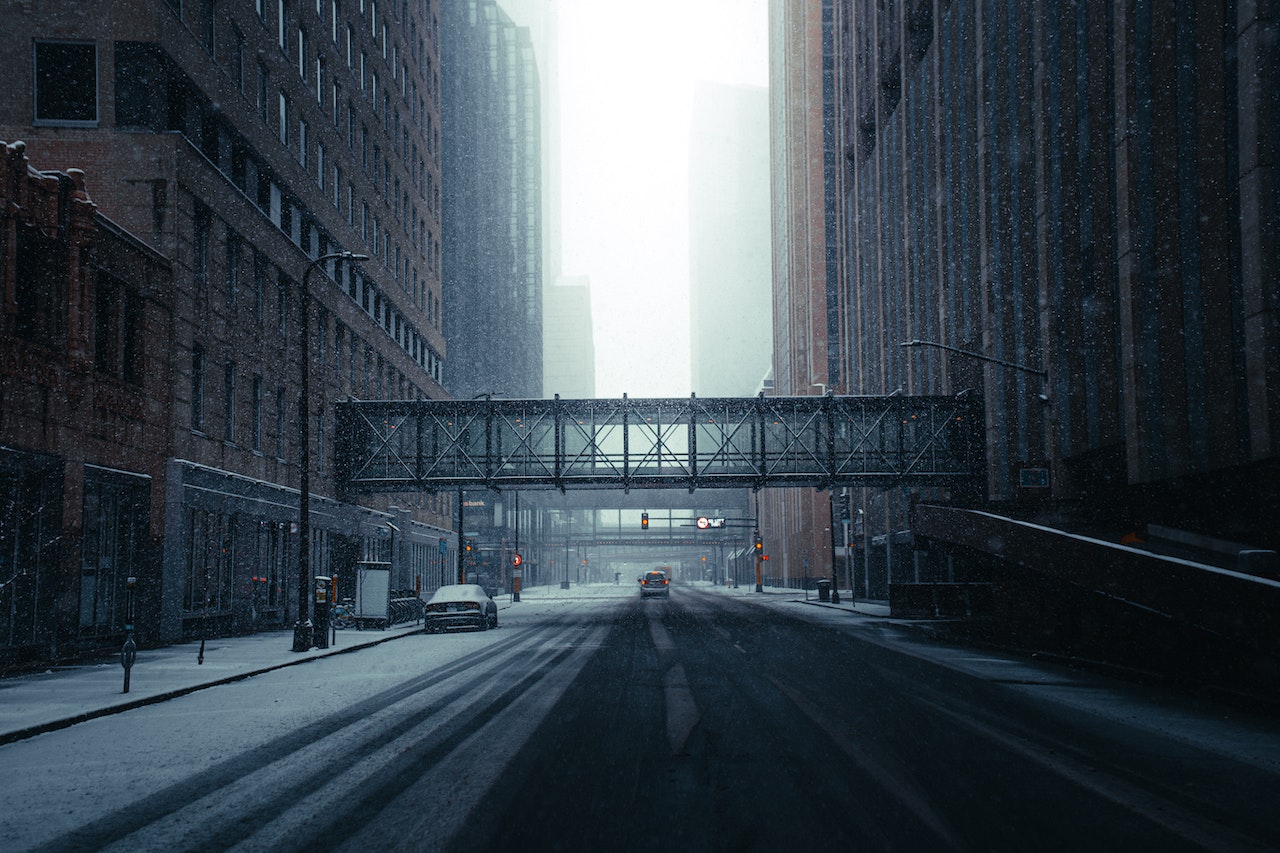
[187,0,440,323]
[184,509,293,617]
[253,0,440,212]
[184,504,450,618]
[190,302,430,459]
[197,197,443,386]
[189,83,443,376]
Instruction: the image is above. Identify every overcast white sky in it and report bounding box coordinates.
[555,1,769,397]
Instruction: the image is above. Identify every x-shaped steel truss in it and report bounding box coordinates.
[334,394,984,493]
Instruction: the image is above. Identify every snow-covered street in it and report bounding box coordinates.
[3,582,1280,851]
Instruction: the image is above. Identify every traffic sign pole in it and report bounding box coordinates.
[512,552,523,602]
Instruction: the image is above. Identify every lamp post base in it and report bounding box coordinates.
[560,580,570,589]
[291,619,314,652]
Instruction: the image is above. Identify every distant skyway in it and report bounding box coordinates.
[333,393,984,494]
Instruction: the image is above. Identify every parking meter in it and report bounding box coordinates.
[120,576,138,693]
[313,575,331,649]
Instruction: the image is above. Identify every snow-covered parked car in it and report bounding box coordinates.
[423,583,498,632]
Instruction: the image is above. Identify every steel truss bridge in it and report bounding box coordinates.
[334,393,983,495]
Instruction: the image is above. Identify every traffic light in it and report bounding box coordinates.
[641,512,649,530]
[464,540,473,552]
[754,533,763,553]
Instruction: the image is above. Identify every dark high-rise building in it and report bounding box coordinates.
[440,0,543,400]
[0,0,454,663]
[770,0,1280,602]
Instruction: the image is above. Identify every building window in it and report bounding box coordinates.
[298,118,308,168]
[80,472,147,635]
[192,344,205,431]
[318,142,326,190]
[258,62,270,122]
[185,509,234,613]
[278,272,289,336]
[276,388,287,458]
[93,271,144,384]
[257,521,287,608]
[226,230,240,308]
[278,91,289,145]
[252,374,263,451]
[316,55,325,104]
[316,408,325,472]
[318,307,328,364]
[122,289,143,385]
[254,250,266,323]
[278,0,289,53]
[33,40,97,124]
[194,205,212,286]
[223,359,236,442]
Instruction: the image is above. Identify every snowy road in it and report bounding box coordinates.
[3,583,1279,851]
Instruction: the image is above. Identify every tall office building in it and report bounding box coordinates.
[762,0,843,588]
[0,0,454,663]
[769,0,1280,597]
[440,0,543,400]
[489,0,562,288]
[688,81,772,398]
[543,276,595,399]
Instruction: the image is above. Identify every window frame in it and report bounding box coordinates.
[33,39,99,127]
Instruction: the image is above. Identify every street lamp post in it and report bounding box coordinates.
[292,251,367,653]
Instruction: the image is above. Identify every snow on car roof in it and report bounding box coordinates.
[427,584,491,602]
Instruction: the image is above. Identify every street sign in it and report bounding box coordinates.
[696,516,709,529]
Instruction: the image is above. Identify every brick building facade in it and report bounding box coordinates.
[1,0,459,666]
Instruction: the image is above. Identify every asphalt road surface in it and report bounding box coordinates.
[12,584,1280,852]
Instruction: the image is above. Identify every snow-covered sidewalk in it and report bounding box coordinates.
[0,582,887,745]
[0,620,429,745]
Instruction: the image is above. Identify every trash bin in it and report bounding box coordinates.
[816,578,831,602]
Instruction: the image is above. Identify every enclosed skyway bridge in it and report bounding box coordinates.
[334,393,984,495]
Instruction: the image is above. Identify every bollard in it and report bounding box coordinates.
[121,576,138,693]
[121,634,137,693]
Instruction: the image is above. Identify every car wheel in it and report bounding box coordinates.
[477,614,488,631]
